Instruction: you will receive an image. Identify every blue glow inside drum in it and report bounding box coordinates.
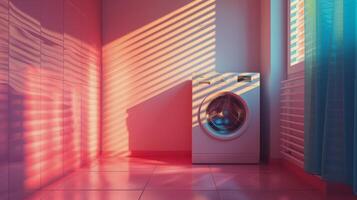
[206,93,246,136]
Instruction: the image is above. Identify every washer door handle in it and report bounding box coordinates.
[199,81,211,85]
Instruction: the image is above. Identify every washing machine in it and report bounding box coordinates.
[192,72,260,164]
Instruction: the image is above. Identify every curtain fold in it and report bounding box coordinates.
[304,0,357,194]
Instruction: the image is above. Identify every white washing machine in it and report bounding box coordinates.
[192,72,260,164]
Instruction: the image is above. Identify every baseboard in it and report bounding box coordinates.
[192,153,260,164]
[267,158,283,165]
[326,182,355,195]
[130,151,191,157]
[283,160,356,195]
[101,151,132,157]
[101,150,191,158]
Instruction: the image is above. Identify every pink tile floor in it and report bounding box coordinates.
[27,157,357,200]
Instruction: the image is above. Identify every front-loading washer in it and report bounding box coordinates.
[192,72,260,163]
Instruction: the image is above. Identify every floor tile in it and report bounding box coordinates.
[324,193,357,200]
[140,190,220,200]
[46,171,151,190]
[219,190,322,200]
[154,164,210,174]
[213,171,313,191]
[259,171,315,190]
[146,172,216,190]
[212,172,262,190]
[26,157,357,200]
[209,164,282,174]
[83,161,156,173]
[0,193,8,200]
[27,191,142,200]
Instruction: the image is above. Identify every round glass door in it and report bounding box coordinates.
[199,92,249,140]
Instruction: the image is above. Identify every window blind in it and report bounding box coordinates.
[290,0,304,66]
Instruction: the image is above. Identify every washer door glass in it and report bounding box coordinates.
[205,93,247,137]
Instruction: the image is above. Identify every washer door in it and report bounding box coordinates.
[198,92,249,140]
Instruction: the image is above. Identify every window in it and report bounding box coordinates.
[289,0,304,71]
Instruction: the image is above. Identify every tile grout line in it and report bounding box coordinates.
[208,165,223,200]
[62,0,65,185]
[39,0,43,192]
[7,0,9,199]
[138,164,158,200]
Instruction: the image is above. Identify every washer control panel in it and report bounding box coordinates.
[237,75,252,82]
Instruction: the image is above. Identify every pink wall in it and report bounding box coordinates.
[260,0,287,161]
[0,0,101,199]
[215,0,261,73]
[102,0,196,155]
[102,0,261,155]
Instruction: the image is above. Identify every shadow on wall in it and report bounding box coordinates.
[127,81,192,153]
[102,0,217,155]
[0,0,101,199]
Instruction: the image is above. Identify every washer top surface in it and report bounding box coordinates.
[193,72,260,86]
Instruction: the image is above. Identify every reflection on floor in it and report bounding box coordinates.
[27,156,357,200]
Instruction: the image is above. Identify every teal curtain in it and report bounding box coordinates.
[304,0,357,194]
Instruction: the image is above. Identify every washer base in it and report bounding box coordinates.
[192,153,260,164]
